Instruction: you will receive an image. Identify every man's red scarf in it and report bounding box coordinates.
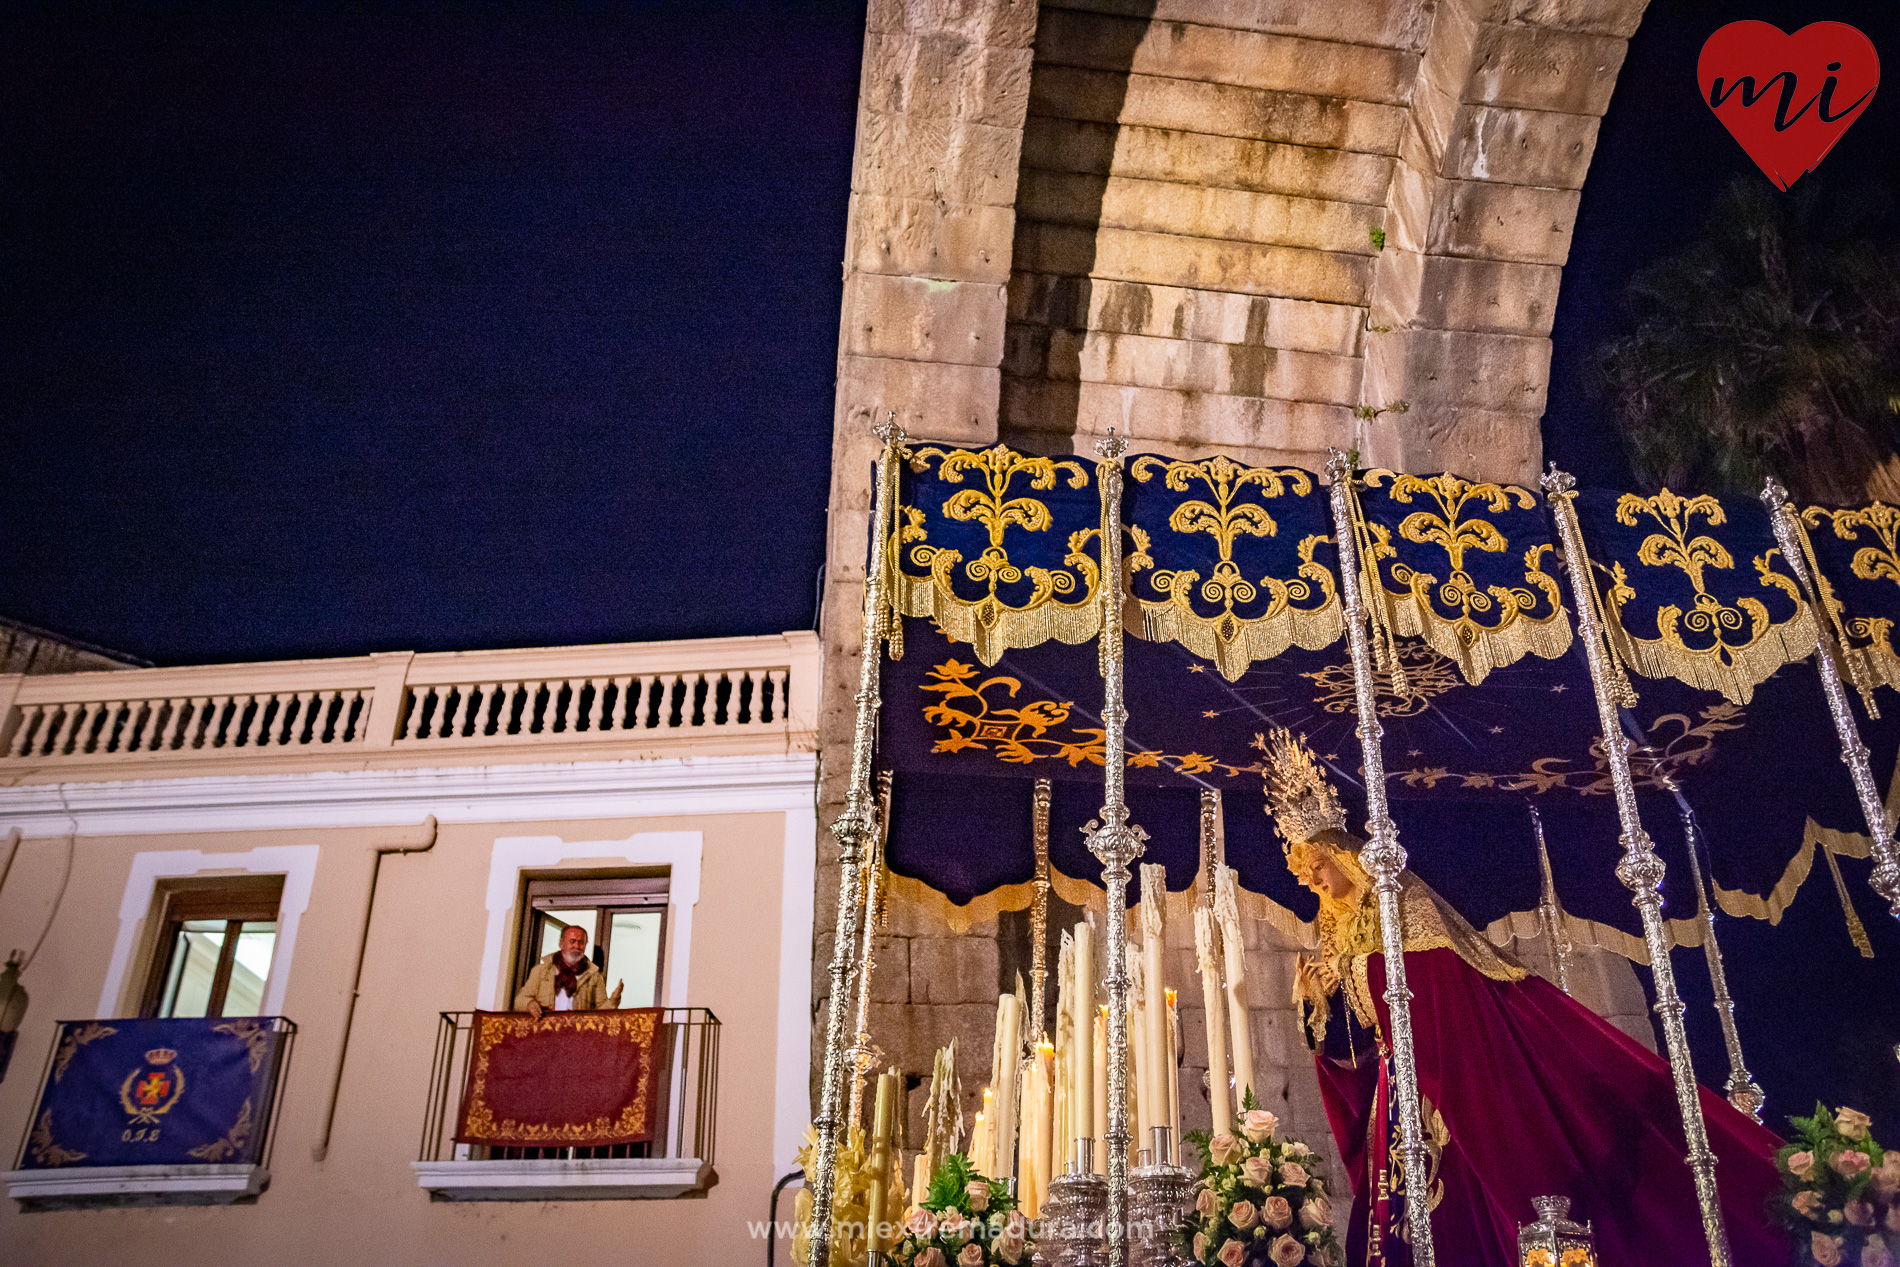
[553,952,589,998]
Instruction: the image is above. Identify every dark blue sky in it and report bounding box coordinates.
[4,0,1898,665]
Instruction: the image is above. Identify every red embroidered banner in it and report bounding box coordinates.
[453,1009,667,1148]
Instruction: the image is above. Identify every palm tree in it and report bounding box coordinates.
[1592,177,1900,505]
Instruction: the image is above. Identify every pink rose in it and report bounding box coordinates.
[1838,1108,1873,1141]
[906,1208,939,1238]
[1833,1150,1872,1179]
[1241,1109,1279,1143]
[1218,1240,1247,1267]
[1264,1194,1294,1229]
[1280,1162,1311,1187]
[996,1238,1023,1267]
[939,1211,972,1243]
[1789,1151,1816,1178]
[1209,1133,1245,1166]
[915,1251,946,1267]
[1193,1234,1207,1260]
[1269,1232,1308,1266]
[958,1243,984,1267]
[1811,1231,1843,1267]
[1230,1200,1260,1230]
[1889,1203,1900,1234]
[1865,1241,1894,1267]
[1848,1200,1877,1228]
[965,1179,990,1212]
[1196,1187,1218,1218]
[1242,1156,1276,1187]
[1792,1190,1825,1218]
[1300,1195,1334,1230]
[1005,1211,1025,1239]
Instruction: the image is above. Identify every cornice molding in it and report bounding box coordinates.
[0,752,818,837]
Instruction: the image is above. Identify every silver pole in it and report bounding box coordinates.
[1031,778,1053,1045]
[1199,788,1220,908]
[1527,802,1573,995]
[1672,797,1764,1121]
[1544,465,1731,1266]
[810,416,906,1267]
[1324,449,1436,1264]
[846,771,895,1128]
[1084,430,1147,1267]
[1762,478,1900,919]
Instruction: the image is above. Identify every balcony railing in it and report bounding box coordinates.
[0,632,817,776]
[414,1008,719,1201]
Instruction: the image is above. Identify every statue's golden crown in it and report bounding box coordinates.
[1256,726,1346,846]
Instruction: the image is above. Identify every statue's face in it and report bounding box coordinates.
[1294,845,1359,903]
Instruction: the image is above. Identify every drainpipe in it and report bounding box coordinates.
[313,816,437,1162]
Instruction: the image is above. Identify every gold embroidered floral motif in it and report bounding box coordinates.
[214,1020,274,1074]
[896,445,1102,665]
[1360,472,1572,686]
[1602,490,1817,703]
[1129,455,1341,679]
[1802,503,1900,699]
[1302,642,1462,718]
[1396,702,1744,794]
[53,1022,116,1083]
[187,1097,253,1162]
[29,1110,84,1168]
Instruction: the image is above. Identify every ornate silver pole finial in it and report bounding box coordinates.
[1198,788,1221,909]
[1527,802,1573,995]
[1030,778,1053,1046]
[1324,446,1437,1264]
[1674,798,1765,1121]
[810,420,907,1267]
[1544,466,1733,1266]
[1087,435,1144,1266]
[1095,427,1128,460]
[1761,477,1900,918]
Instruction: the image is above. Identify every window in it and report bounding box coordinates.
[140,877,283,1019]
[514,874,668,1009]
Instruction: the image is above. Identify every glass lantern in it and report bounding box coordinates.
[1518,1195,1596,1267]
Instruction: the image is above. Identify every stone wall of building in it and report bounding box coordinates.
[815,0,1655,1165]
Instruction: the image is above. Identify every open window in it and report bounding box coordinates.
[139,875,283,1019]
[513,874,668,1009]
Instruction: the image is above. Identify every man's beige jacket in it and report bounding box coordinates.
[513,953,612,1012]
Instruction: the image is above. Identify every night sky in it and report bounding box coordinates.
[4,3,1898,1133]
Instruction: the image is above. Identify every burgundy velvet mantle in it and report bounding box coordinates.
[1315,949,1785,1267]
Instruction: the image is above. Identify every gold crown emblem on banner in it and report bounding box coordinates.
[1255,726,1346,846]
[143,1048,178,1066]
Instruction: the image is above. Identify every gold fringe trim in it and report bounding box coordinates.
[1378,583,1575,688]
[1131,594,1343,682]
[1481,907,1705,967]
[1603,599,1818,706]
[892,570,1103,668]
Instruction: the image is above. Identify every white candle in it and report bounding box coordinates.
[1139,863,1170,1155]
[1092,1005,1108,1174]
[1214,864,1255,1114]
[989,990,1022,1179]
[1054,931,1074,1165]
[1194,906,1233,1135]
[1166,988,1180,1153]
[1125,939,1150,1156]
[1070,919,1095,1161]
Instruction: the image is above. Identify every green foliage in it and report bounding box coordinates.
[1184,1126,1212,1172]
[1369,226,1386,251]
[1351,400,1409,422]
[1241,1086,1259,1112]
[1592,176,1900,504]
[922,1152,1016,1217]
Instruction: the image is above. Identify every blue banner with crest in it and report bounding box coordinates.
[22,1017,287,1168]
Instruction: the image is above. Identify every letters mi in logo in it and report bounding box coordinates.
[119,1047,186,1127]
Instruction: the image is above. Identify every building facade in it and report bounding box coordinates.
[0,633,818,1262]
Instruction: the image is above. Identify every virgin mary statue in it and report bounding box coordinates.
[1259,727,1785,1266]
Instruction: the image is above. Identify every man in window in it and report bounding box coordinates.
[514,924,623,1018]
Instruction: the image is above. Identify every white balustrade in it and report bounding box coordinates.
[396,665,791,744]
[3,689,371,759]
